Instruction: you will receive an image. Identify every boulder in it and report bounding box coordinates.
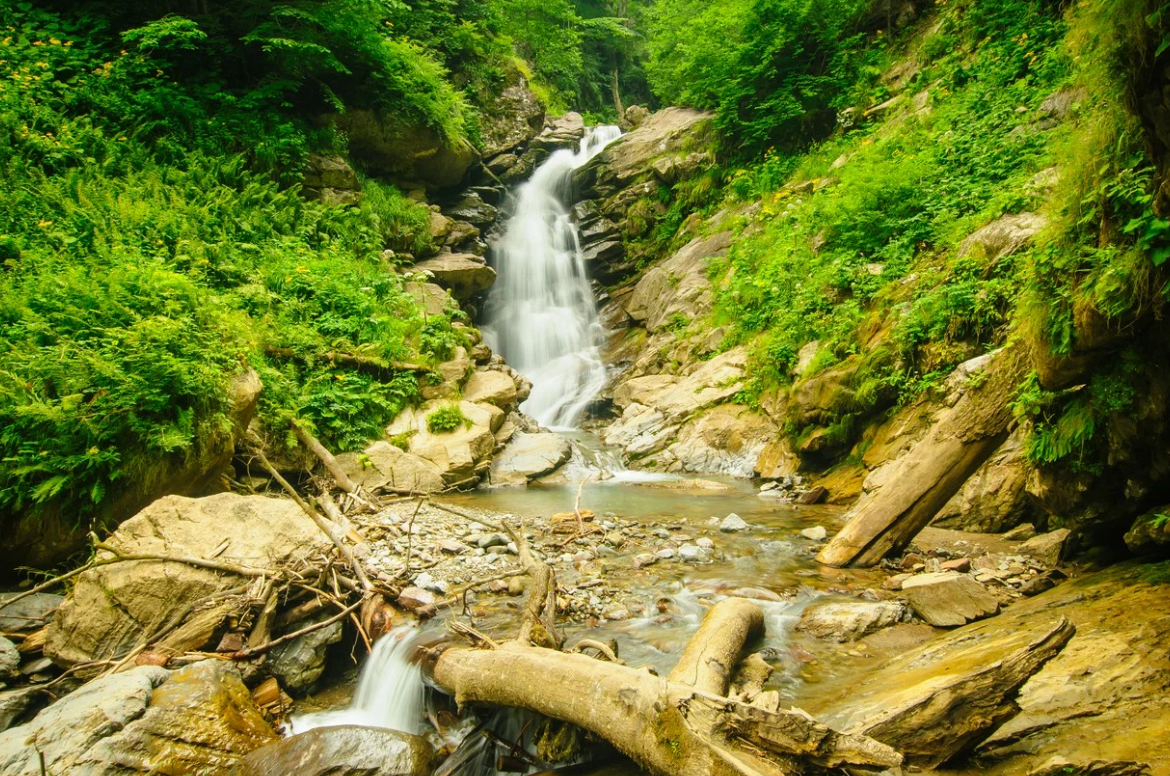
[933,431,1036,533]
[531,112,586,151]
[462,369,518,408]
[4,367,263,575]
[413,252,496,300]
[404,280,454,317]
[756,439,799,480]
[797,600,907,642]
[1124,506,1170,555]
[816,617,1075,768]
[326,109,477,189]
[445,192,498,228]
[721,514,749,532]
[268,618,344,695]
[958,212,1046,263]
[45,494,330,666]
[337,441,447,495]
[419,346,472,401]
[0,638,16,680]
[240,725,435,776]
[488,432,572,486]
[791,358,861,426]
[624,231,731,331]
[301,154,361,205]
[902,572,1000,627]
[0,661,275,776]
[0,688,39,732]
[577,108,712,188]
[656,405,778,478]
[1019,528,1071,566]
[386,400,503,488]
[477,65,545,158]
[0,593,63,631]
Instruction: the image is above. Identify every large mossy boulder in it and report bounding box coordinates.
[0,661,275,776]
[44,493,329,666]
[477,64,545,158]
[326,109,478,189]
[2,369,264,576]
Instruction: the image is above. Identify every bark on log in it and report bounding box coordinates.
[428,599,901,776]
[668,598,764,695]
[817,346,1028,568]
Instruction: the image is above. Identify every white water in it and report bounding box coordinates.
[483,126,622,430]
[287,625,427,735]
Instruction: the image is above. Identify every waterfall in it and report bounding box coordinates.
[484,126,622,430]
[287,625,427,735]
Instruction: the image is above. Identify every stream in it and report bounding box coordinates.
[288,127,880,773]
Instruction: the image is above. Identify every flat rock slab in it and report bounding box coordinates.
[489,431,571,486]
[817,617,1075,768]
[902,571,1000,626]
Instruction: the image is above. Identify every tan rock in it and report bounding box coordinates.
[240,726,435,776]
[1124,506,1170,554]
[902,572,1000,627]
[462,369,518,408]
[756,439,800,480]
[488,432,572,486]
[337,441,446,495]
[404,280,453,317]
[420,346,471,400]
[1019,528,1071,566]
[387,400,502,487]
[624,231,731,331]
[958,212,1046,263]
[933,431,1035,533]
[798,601,907,642]
[45,494,329,666]
[413,252,496,300]
[659,405,777,478]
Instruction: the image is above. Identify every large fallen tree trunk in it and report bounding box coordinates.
[424,520,902,776]
[817,346,1028,568]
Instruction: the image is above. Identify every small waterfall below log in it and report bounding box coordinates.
[484,126,622,430]
[288,625,427,735]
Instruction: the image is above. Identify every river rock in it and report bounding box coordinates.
[798,600,907,642]
[531,112,585,151]
[269,619,344,695]
[1019,528,1071,566]
[0,593,63,631]
[1124,506,1170,554]
[720,514,749,532]
[801,526,828,541]
[0,661,275,776]
[488,432,572,486]
[817,616,1075,767]
[0,639,17,680]
[413,252,496,300]
[45,494,330,666]
[797,486,829,505]
[239,725,435,776]
[902,572,1000,627]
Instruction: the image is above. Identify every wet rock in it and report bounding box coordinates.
[604,605,633,622]
[1025,757,1153,776]
[655,548,677,560]
[720,514,749,532]
[489,432,572,486]
[446,193,498,228]
[0,661,275,776]
[731,587,785,603]
[397,587,437,613]
[696,537,715,549]
[1019,529,1071,566]
[633,553,658,568]
[801,526,828,541]
[798,600,907,642]
[902,572,1000,627]
[240,724,435,776]
[269,619,344,695]
[678,545,707,562]
[798,486,830,505]
[818,617,1075,768]
[45,494,330,666]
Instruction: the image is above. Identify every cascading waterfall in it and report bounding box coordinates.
[484,126,622,430]
[287,625,427,735]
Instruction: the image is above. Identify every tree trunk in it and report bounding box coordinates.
[427,600,902,776]
[817,346,1028,568]
[611,67,624,117]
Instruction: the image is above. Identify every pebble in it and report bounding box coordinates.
[655,548,677,560]
[696,537,714,549]
[679,545,705,562]
[941,557,971,573]
[800,526,828,541]
[720,514,749,532]
[478,534,507,549]
[634,553,658,568]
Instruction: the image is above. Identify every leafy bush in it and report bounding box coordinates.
[426,404,469,434]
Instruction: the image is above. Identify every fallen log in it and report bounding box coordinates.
[424,520,901,776]
[817,346,1028,568]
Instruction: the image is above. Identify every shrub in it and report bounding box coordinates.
[427,404,469,434]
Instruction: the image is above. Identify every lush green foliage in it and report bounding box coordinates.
[0,3,462,531]
[426,404,469,434]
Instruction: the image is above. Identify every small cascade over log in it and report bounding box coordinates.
[484,126,622,430]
